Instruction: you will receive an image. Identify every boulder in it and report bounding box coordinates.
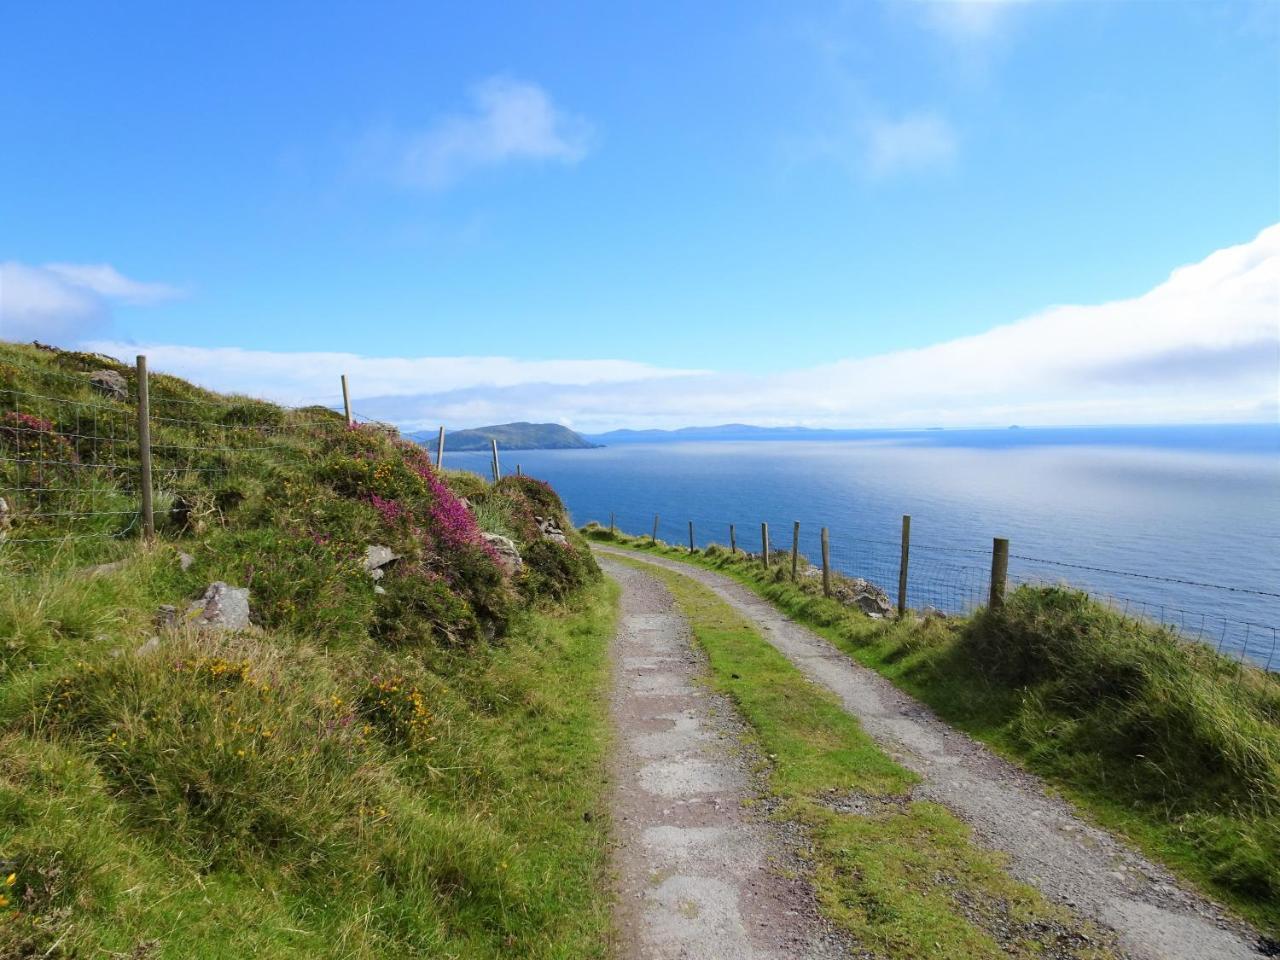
[184,582,251,631]
[364,544,400,580]
[88,369,128,402]
[921,605,948,622]
[830,577,893,618]
[0,497,9,541]
[481,532,524,575]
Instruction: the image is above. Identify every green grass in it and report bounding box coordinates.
[0,341,618,958]
[609,553,1118,959]
[588,527,1280,937]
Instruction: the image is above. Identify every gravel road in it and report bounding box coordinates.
[597,546,1266,960]
[601,556,851,960]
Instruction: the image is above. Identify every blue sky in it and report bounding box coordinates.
[1,0,1277,429]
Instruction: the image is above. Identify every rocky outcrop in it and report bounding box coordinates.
[88,369,128,402]
[830,577,893,618]
[481,532,524,575]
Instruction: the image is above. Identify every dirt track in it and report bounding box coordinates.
[601,556,849,960]
[598,546,1264,960]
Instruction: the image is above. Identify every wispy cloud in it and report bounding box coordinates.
[78,226,1280,431]
[904,0,1038,41]
[397,76,592,189]
[0,261,180,342]
[866,112,957,176]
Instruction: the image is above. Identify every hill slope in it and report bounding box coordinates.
[414,422,600,451]
[0,341,615,958]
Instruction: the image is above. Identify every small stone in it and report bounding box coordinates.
[154,605,178,629]
[364,544,400,577]
[136,636,161,656]
[178,551,195,571]
[87,369,128,401]
[373,585,386,595]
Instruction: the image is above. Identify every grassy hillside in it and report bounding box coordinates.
[425,422,599,452]
[0,341,615,959]
[583,525,1280,938]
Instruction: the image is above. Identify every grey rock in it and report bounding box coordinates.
[88,369,128,401]
[0,496,10,541]
[364,420,399,438]
[373,585,386,595]
[921,605,948,622]
[534,515,569,546]
[155,604,178,628]
[481,532,524,575]
[185,582,251,631]
[364,544,400,580]
[80,559,127,578]
[830,577,893,617]
[178,551,195,571]
[136,636,162,656]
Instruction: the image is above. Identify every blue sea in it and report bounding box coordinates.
[441,425,1280,668]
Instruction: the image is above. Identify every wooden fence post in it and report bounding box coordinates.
[821,527,831,597]
[761,522,770,569]
[136,355,155,541]
[652,514,659,544]
[340,374,352,426]
[791,520,800,580]
[610,512,616,535]
[729,523,736,554]
[516,464,521,477]
[898,514,911,617]
[688,520,695,554]
[990,537,1009,609]
[490,439,500,482]
[435,426,445,468]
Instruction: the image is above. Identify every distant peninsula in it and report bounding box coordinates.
[410,422,601,451]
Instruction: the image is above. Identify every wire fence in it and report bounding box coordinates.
[0,350,351,545]
[602,509,1279,673]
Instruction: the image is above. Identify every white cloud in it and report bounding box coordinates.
[76,225,1280,431]
[0,261,180,343]
[905,0,1038,40]
[76,343,703,416]
[42,263,181,304]
[399,76,592,189]
[866,112,957,176]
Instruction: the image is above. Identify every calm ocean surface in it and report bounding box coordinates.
[441,426,1280,667]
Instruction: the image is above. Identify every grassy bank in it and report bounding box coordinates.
[0,342,617,958]
[586,527,1280,936]
[609,553,1117,959]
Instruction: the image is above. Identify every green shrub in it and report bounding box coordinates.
[199,527,373,644]
[521,539,600,603]
[374,567,482,648]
